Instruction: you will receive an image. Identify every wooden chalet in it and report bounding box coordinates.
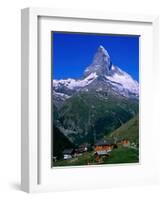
[63,148,74,160]
[114,137,130,147]
[75,144,88,154]
[94,139,114,156]
[121,138,130,147]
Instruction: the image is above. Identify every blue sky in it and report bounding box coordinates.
[52,32,139,81]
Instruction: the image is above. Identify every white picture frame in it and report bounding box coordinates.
[21,7,159,193]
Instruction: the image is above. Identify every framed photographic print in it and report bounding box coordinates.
[21,8,159,193]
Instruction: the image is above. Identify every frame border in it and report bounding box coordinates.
[21,7,159,193]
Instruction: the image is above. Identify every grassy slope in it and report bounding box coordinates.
[107,114,139,144]
[53,152,95,167]
[103,147,139,164]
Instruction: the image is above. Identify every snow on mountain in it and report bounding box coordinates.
[53,72,98,90]
[53,91,70,99]
[105,65,139,96]
[53,45,139,102]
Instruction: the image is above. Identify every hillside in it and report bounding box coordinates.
[108,114,139,144]
[53,147,139,167]
[53,125,75,159]
[56,91,138,145]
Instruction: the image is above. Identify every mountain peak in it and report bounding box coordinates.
[84,45,112,77]
[98,45,109,57]
[92,45,111,66]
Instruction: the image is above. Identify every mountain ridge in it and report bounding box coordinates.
[53,45,139,107]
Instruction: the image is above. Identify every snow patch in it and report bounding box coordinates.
[53,91,70,99]
[53,73,97,90]
[105,66,139,95]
